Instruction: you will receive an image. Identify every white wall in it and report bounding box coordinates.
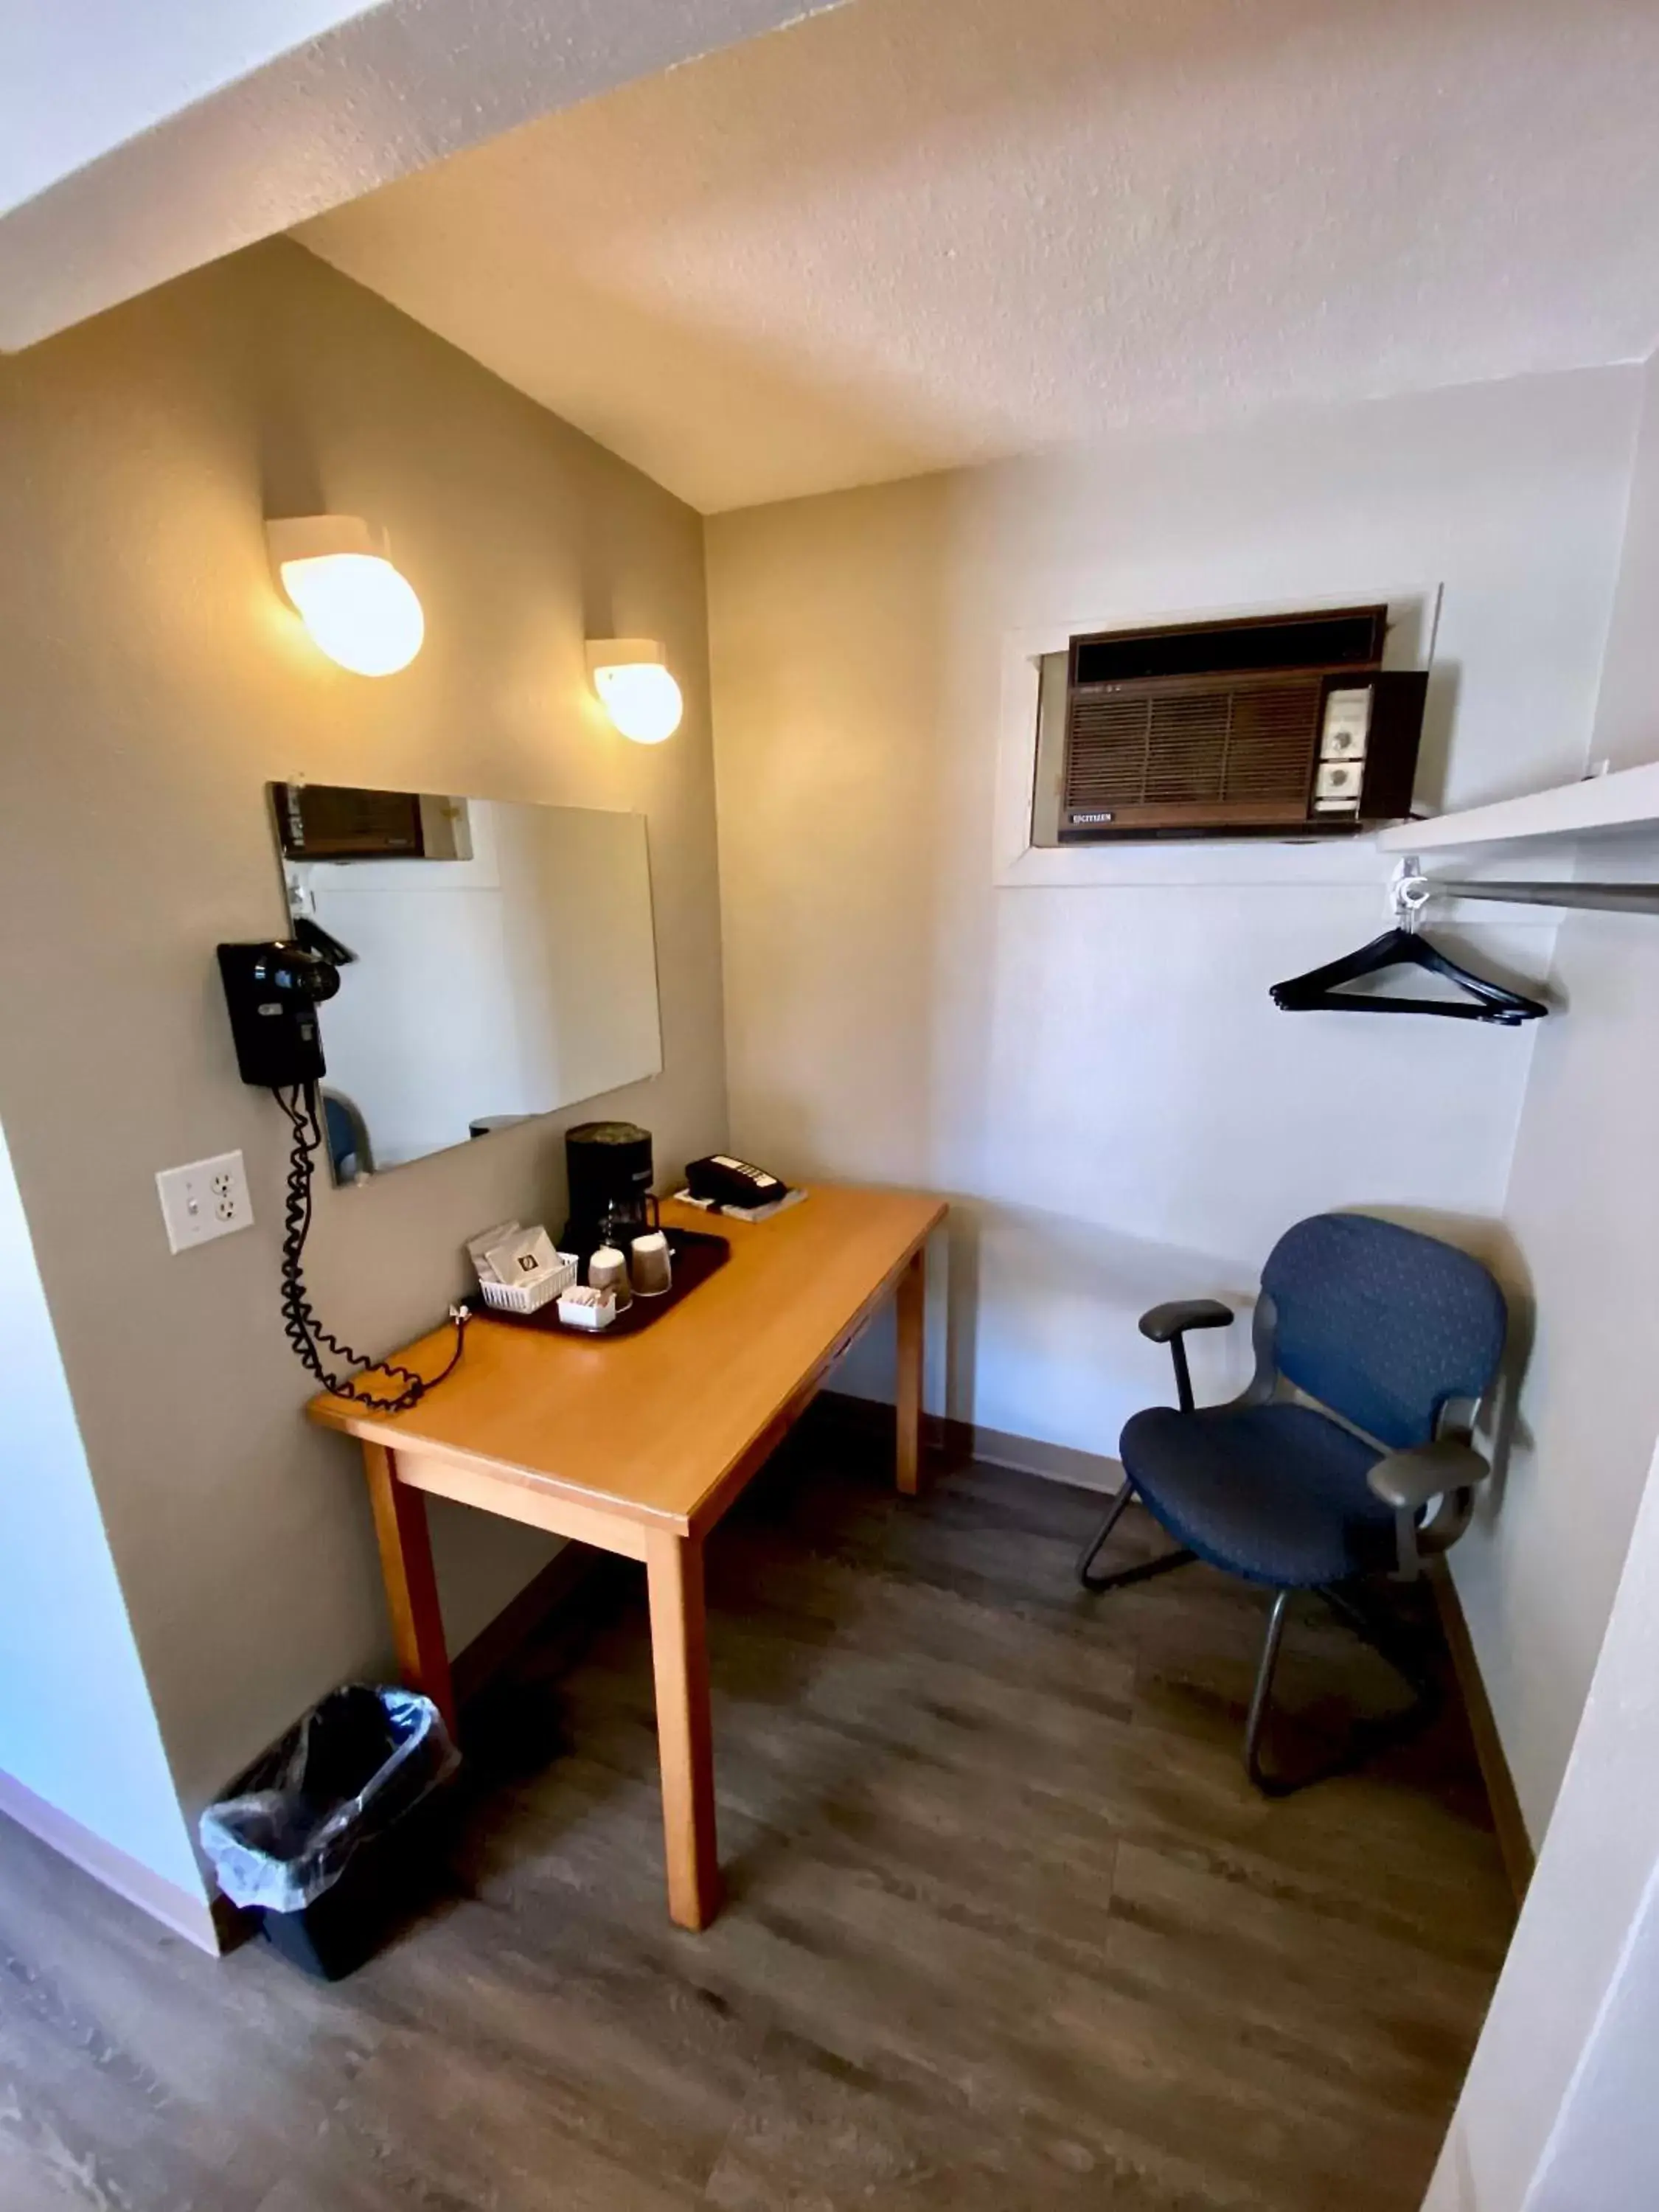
[1425,1433,1659,2212]
[0,1122,203,1901]
[1528,1863,1659,2212]
[1453,353,1659,1841]
[1589,355,1659,775]
[707,369,1639,1467]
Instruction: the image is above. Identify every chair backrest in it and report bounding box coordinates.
[1260,1213,1506,1450]
[322,1090,372,1180]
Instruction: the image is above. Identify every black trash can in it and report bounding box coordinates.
[200,1685,457,1980]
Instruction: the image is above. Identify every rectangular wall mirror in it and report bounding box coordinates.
[271,783,663,1179]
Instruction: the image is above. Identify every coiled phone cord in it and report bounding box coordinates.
[274,1084,468,1414]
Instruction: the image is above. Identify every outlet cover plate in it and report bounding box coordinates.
[156,1150,254,1253]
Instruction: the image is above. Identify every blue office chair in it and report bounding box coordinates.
[321,1090,373,1183]
[1079,1213,1506,1794]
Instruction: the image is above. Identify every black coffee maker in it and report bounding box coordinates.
[560,1121,658,1264]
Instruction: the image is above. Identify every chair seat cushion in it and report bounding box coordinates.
[1119,1402,1396,1587]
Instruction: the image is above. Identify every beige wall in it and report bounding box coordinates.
[0,239,728,1828]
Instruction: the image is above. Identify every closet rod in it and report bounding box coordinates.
[1433,880,1659,917]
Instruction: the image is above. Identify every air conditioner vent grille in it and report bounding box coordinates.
[1062,675,1322,827]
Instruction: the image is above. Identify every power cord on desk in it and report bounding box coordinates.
[273,1083,469,1414]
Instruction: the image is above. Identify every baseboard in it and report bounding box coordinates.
[812,1390,1123,1495]
[1428,1560,1534,1909]
[450,1406,1119,1724]
[452,1542,598,1708]
[959,1419,1122,1494]
[0,1554,608,1961]
[0,1767,220,1955]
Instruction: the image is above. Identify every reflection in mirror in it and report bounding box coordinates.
[272,785,662,1178]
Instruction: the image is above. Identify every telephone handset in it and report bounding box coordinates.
[216,940,467,1412]
[684,1153,790,1211]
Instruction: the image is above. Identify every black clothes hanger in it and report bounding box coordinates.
[1270,926,1548,1025]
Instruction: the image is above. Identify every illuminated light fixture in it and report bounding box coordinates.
[587,637,684,744]
[266,515,425,677]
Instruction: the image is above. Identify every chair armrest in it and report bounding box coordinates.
[1139,1300,1234,1344]
[1368,1438,1490,1511]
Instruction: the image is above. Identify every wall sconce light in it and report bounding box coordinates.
[587,638,684,744]
[267,516,425,677]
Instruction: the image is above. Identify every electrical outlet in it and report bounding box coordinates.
[156,1150,254,1253]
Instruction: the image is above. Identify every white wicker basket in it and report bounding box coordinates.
[478,1251,578,1315]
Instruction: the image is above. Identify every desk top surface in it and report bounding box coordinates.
[307,1184,944,1531]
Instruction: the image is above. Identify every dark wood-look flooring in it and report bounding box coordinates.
[0,1436,1513,2212]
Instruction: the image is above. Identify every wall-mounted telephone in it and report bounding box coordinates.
[217,940,339,1088]
[217,939,467,1412]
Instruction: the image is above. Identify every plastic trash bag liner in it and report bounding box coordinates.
[199,1686,458,1913]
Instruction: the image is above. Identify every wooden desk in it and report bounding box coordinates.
[307,1184,945,1929]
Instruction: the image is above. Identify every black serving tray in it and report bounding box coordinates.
[481,1225,731,1341]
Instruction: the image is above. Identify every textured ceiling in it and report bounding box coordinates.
[301,0,1659,512]
[0,1,844,350]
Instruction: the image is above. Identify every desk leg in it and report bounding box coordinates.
[644,1529,721,1930]
[895,1245,926,1497]
[362,1443,457,1741]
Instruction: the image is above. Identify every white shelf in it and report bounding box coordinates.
[1379,759,1659,853]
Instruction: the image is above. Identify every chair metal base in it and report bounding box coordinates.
[1244,1582,1442,1797]
[1077,1484,1195,1593]
[1078,1486,1441,1795]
